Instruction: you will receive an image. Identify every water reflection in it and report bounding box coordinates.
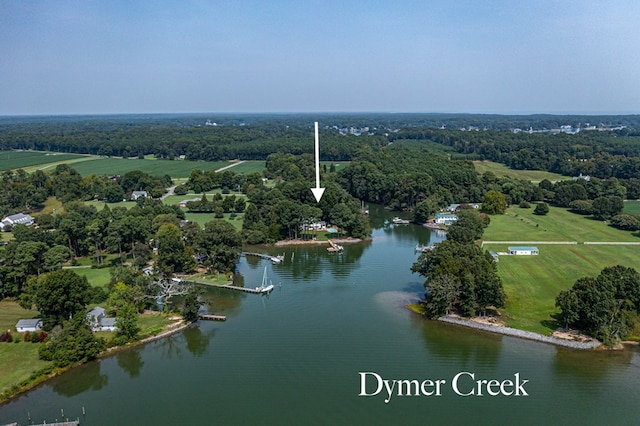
[183,325,214,357]
[51,361,108,397]
[417,317,503,368]
[116,349,144,378]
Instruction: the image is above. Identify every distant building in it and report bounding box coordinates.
[434,213,458,225]
[131,190,148,200]
[572,173,590,182]
[508,246,539,255]
[15,318,43,333]
[87,307,117,332]
[489,251,499,262]
[1,213,35,231]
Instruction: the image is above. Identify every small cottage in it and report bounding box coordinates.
[131,190,148,200]
[15,318,43,333]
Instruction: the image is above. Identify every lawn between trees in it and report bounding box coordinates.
[482,205,640,337]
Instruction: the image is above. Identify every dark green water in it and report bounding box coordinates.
[2,207,640,425]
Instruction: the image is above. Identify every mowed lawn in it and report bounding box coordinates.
[483,205,639,242]
[473,160,568,182]
[483,205,640,334]
[623,200,640,215]
[0,301,51,395]
[489,244,640,334]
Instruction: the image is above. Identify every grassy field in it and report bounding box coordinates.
[67,157,230,177]
[482,205,640,334]
[483,205,639,242]
[72,267,113,289]
[473,160,568,182]
[0,300,51,396]
[623,200,640,215]
[184,212,244,230]
[224,161,266,174]
[0,151,89,172]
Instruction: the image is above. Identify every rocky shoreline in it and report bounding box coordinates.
[438,316,601,350]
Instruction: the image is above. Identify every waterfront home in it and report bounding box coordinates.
[508,246,539,255]
[15,318,43,333]
[434,213,458,225]
[87,307,117,332]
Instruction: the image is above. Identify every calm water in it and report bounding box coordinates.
[2,206,640,425]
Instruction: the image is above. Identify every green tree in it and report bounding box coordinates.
[156,223,189,274]
[182,287,203,323]
[20,269,91,329]
[533,202,549,215]
[38,313,106,367]
[114,303,140,345]
[481,190,507,215]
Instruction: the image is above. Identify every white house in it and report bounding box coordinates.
[15,318,43,333]
[131,190,148,200]
[87,307,117,332]
[1,213,35,230]
[508,246,539,255]
[434,213,458,225]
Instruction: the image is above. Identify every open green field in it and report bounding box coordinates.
[72,267,112,289]
[486,244,640,334]
[473,160,568,182]
[623,200,640,215]
[68,157,230,177]
[0,300,51,395]
[224,161,266,174]
[483,205,639,242]
[0,151,89,172]
[482,205,640,335]
[184,212,244,230]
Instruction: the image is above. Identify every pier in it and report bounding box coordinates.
[198,313,226,321]
[242,252,284,263]
[216,284,272,294]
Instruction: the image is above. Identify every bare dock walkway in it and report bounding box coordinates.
[198,313,226,321]
[241,252,284,263]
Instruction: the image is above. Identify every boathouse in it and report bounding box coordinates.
[508,246,539,255]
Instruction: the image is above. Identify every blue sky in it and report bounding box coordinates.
[1,0,639,115]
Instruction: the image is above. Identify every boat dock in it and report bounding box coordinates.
[242,252,284,263]
[198,313,226,321]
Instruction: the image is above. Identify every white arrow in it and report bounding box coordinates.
[310,121,325,202]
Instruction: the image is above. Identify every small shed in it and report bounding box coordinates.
[508,246,539,255]
[15,318,43,333]
[489,251,499,262]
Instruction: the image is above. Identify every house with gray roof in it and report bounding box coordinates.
[87,306,117,332]
[15,318,43,333]
[1,213,35,230]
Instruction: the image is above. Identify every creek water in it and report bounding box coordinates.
[1,206,640,425]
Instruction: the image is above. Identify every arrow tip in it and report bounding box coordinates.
[311,187,325,203]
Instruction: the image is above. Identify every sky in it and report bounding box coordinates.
[1,0,639,115]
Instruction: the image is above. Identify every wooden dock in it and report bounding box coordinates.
[242,252,284,263]
[198,313,226,321]
[217,284,270,294]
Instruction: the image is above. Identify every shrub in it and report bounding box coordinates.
[519,200,531,208]
[23,331,31,342]
[0,331,13,343]
[533,203,549,215]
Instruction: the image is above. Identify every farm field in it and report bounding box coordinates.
[0,151,90,172]
[224,161,265,174]
[473,160,568,182]
[482,205,639,242]
[67,157,230,177]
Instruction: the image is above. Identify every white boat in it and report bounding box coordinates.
[392,217,410,224]
[256,266,275,293]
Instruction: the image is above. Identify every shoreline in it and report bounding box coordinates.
[0,317,190,405]
[273,237,364,246]
[437,315,602,350]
